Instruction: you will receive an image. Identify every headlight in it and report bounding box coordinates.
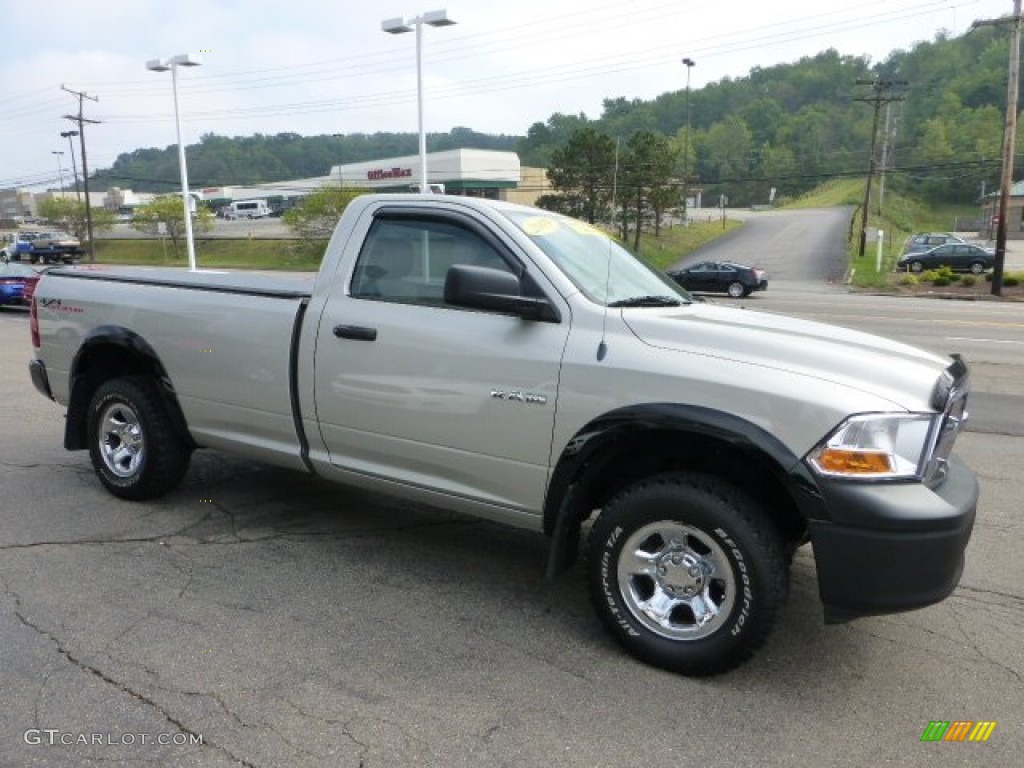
[807,414,938,480]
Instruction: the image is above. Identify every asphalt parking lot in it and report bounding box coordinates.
[1,282,1022,767]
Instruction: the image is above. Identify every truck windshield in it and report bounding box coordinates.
[505,211,690,307]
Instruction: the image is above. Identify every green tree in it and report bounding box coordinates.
[131,196,214,260]
[619,132,675,250]
[282,186,367,248]
[546,127,617,223]
[758,144,798,202]
[699,116,755,205]
[37,198,115,242]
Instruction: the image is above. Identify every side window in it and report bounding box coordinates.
[350,216,513,306]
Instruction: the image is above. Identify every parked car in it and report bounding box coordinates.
[0,262,40,306]
[666,261,767,297]
[902,233,966,255]
[31,231,80,250]
[897,243,994,274]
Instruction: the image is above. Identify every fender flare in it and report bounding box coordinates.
[543,403,825,578]
[64,325,196,451]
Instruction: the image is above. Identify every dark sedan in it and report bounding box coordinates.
[897,243,994,274]
[0,262,41,307]
[666,261,767,298]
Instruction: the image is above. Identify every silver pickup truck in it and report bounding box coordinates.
[28,194,977,675]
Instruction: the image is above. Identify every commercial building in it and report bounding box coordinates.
[0,188,38,220]
[330,149,529,199]
[197,149,550,211]
[981,181,1024,239]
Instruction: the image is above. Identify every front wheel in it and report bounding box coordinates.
[969,261,985,275]
[909,260,924,273]
[587,472,787,675]
[87,377,191,500]
[726,281,746,298]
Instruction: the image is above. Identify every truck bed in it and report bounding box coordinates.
[47,265,316,299]
[39,266,317,471]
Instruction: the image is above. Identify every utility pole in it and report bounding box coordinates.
[973,1,1022,297]
[855,77,907,259]
[877,101,893,214]
[61,85,100,262]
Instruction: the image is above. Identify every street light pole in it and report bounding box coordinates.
[51,151,65,194]
[60,131,81,202]
[382,10,456,194]
[147,53,202,271]
[682,57,695,221]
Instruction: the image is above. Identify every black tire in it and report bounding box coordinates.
[587,472,787,676]
[969,261,985,275]
[87,377,191,500]
[909,260,924,273]
[726,281,746,298]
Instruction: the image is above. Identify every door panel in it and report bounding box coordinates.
[313,212,570,513]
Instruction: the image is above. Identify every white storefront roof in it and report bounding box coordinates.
[329,148,520,189]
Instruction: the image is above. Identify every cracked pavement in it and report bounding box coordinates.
[2,288,1023,767]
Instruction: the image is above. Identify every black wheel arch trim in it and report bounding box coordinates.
[543,403,827,578]
[65,325,196,452]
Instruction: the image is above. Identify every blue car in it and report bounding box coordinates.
[0,262,40,307]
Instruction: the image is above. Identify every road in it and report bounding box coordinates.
[1,209,1021,767]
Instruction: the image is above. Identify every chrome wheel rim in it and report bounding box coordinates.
[727,282,744,298]
[617,522,736,641]
[98,401,145,478]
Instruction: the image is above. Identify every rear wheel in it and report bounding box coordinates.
[909,260,924,273]
[726,281,746,298]
[587,472,788,675]
[87,377,191,500]
[969,261,985,275]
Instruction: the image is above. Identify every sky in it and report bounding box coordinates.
[0,0,1015,191]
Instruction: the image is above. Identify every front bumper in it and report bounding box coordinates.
[808,453,978,623]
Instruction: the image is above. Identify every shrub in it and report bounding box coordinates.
[932,276,952,287]
[1004,275,1021,287]
[920,269,940,282]
[898,274,919,286]
[961,275,977,287]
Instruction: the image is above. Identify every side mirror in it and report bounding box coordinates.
[444,264,558,322]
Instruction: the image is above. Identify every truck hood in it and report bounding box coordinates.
[622,303,951,411]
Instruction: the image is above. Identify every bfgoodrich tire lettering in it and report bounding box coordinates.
[87,376,190,500]
[587,472,787,675]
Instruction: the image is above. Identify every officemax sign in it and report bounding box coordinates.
[366,167,413,181]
